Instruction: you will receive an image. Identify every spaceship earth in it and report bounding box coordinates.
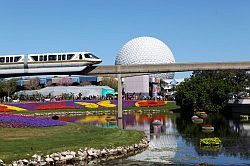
[115,36,175,79]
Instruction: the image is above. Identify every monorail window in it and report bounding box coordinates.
[58,55,61,60]
[89,53,99,59]
[31,56,38,61]
[49,55,57,61]
[10,57,13,62]
[6,57,9,62]
[62,54,66,60]
[84,53,98,59]
[84,54,90,58]
[67,54,74,60]
[14,56,21,62]
[0,57,4,63]
[39,55,43,61]
[79,54,83,60]
[44,55,47,61]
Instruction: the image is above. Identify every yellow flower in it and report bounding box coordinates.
[97,100,116,108]
[75,102,99,108]
[0,104,26,111]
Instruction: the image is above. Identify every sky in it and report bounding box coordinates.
[0,0,250,78]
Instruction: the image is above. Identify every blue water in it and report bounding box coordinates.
[60,111,250,165]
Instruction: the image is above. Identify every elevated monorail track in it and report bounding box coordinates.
[81,61,250,77]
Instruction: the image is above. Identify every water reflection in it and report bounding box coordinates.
[229,114,250,137]
[175,111,250,165]
[59,111,250,165]
[128,117,177,165]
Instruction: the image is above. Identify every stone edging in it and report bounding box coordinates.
[0,138,149,166]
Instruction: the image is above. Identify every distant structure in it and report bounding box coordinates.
[17,76,100,87]
[161,78,184,99]
[15,86,115,99]
[115,36,175,97]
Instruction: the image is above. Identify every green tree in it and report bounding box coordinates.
[0,78,19,98]
[175,70,250,112]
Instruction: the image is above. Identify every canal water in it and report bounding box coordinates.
[59,110,250,165]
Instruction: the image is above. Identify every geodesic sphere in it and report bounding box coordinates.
[115,36,175,79]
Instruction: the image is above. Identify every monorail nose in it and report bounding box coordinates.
[93,59,102,64]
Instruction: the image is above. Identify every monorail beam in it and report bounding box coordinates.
[82,61,250,75]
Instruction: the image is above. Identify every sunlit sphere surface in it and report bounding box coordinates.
[115,36,175,79]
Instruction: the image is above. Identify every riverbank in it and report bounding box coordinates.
[0,123,147,164]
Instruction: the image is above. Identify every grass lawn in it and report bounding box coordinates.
[0,123,145,163]
[7,101,179,115]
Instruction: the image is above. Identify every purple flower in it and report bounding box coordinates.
[0,114,67,128]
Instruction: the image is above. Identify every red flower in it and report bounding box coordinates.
[136,100,166,107]
[36,104,75,110]
[0,105,12,112]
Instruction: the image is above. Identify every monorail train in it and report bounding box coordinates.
[0,52,102,75]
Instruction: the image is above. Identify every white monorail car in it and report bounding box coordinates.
[0,52,102,75]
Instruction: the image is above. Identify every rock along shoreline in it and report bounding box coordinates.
[0,138,149,166]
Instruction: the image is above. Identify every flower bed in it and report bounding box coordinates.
[200,137,221,146]
[135,100,166,107]
[0,100,167,112]
[0,104,27,112]
[192,118,203,124]
[195,111,207,119]
[0,114,67,128]
[6,101,83,111]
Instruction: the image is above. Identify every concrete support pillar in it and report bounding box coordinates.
[117,73,123,129]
